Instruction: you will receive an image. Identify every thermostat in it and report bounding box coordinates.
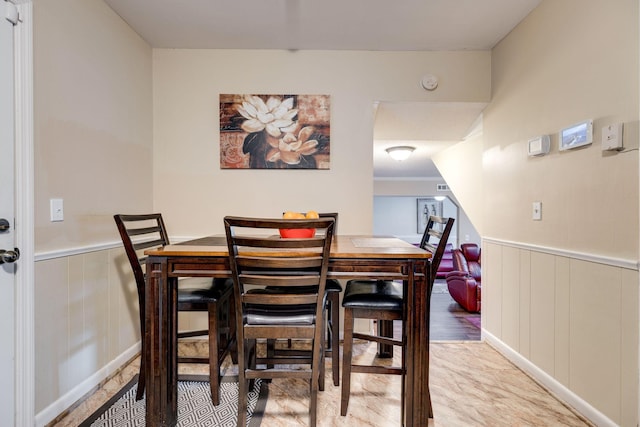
[527,135,550,157]
[559,120,593,151]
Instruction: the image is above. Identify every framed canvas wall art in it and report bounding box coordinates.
[220,94,330,169]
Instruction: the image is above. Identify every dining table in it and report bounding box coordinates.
[144,234,434,426]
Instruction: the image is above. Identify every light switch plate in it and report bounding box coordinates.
[50,198,64,222]
[532,202,542,221]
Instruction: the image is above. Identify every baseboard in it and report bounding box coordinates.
[483,330,617,427]
[35,342,140,427]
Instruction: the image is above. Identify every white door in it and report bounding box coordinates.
[0,2,17,426]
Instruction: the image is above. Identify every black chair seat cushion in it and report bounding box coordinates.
[243,287,318,325]
[244,304,316,325]
[177,278,233,304]
[342,280,403,311]
[325,279,342,292]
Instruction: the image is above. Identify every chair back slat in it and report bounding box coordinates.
[132,238,167,252]
[114,213,170,293]
[239,274,321,288]
[237,255,323,269]
[419,215,455,285]
[233,235,327,249]
[126,225,163,236]
[243,293,319,306]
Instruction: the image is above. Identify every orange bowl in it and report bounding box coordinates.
[279,228,316,238]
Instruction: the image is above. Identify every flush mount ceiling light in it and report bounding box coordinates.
[385,146,415,161]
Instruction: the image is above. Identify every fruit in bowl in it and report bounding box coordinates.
[280,210,319,238]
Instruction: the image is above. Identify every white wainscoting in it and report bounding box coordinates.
[482,237,639,427]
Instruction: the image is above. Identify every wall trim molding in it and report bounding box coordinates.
[34,343,140,427]
[483,237,639,271]
[35,241,122,261]
[483,332,617,427]
[35,236,203,261]
[38,236,640,274]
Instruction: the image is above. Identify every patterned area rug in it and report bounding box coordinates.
[79,375,267,427]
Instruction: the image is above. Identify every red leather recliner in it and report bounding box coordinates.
[445,243,481,313]
[436,243,454,279]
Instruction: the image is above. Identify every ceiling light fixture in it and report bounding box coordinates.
[385,146,415,161]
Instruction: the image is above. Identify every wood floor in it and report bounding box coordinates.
[50,284,592,427]
[428,280,481,341]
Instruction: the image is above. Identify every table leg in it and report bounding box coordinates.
[376,319,394,357]
[403,260,432,426]
[145,257,178,427]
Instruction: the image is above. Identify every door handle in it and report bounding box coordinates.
[0,248,20,264]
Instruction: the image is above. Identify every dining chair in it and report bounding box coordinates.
[114,213,236,405]
[340,215,454,420]
[224,216,335,427]
[273,212,341,386]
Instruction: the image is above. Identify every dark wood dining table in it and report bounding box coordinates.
[144,235,434,426]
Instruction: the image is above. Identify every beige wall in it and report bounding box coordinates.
[34,0,153,253]
[33,0,152,421]
[433,1,639,425]
[484,0,638,258]
[152,49,490,236]
[432,131,484,234]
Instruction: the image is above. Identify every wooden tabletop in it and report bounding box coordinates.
[145,235,431,259]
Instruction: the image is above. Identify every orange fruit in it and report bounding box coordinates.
[305,210,319,219]
[283,211,306,219]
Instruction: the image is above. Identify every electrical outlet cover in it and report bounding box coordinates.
[602,123,623,151]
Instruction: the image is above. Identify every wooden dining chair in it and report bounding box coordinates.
[224,216,335,427]
[340,215,454,420]
[114,213,236,405]
[273,212,341,386]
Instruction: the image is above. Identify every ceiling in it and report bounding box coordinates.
[104,0,541,178]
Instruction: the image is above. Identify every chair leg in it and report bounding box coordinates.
[235,335,252,427]
[208,304,221,406]
[136,305,145,401]
[326,291,340,386]
[318,311,325,392]
[340,308,353,416]
[237,380,248,427]
[136,349,145,401]
[266,339,276,369]
[310,327,324,427]
[310,375,318,427]
[401,321,406,425]
[228,295,239,364]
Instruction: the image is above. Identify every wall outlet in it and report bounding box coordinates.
[50,198,64,222]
